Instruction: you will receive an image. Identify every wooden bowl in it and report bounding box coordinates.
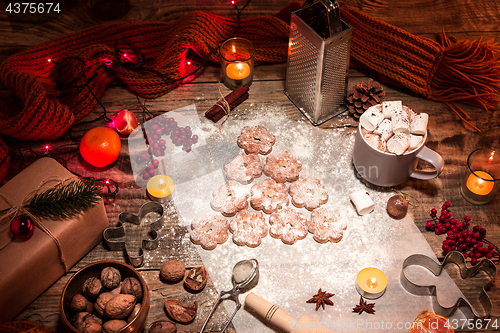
[60,260,149,332]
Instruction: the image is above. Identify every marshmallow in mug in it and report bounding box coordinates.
[359,105,384,131]
[364,133,387,152]
[387,133,410,155]
[350,190,375,215]
[410,113,429,135]
[360,101,428,155]
[374,119,393,141]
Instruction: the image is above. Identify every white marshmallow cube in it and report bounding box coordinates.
[374,119,393,141]
[350,190,375,215]
[364,133,387,152]
[410,134,424,150]
[391,109,411,134]
[382,100,402,118]
[387,133,410,155]
[359,105,384,132]
[410,113,429,135]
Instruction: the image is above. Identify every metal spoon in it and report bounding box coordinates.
[199,259,259,332]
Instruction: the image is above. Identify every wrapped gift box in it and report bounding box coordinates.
[0,157,109,323]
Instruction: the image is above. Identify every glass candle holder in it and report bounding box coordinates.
[219,37,255,90]
[461,148,500,205]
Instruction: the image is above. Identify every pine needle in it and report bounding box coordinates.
[29,180,101,220]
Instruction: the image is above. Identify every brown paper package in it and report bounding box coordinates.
[0,157,109,323]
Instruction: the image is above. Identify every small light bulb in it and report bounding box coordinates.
[47,58,52,63]
[231,0,235,4]
[105,179,110,185]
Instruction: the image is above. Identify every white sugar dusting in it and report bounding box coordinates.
[170,105,461,332]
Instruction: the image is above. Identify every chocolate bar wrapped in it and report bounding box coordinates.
[0,157,109,323]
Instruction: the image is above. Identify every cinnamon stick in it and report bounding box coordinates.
[209,92,249,122]
[205,86,250,123]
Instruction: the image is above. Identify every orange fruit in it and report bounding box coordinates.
[408,309,454,333]
[80,127,121,167]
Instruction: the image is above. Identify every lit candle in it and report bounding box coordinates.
[466,171,494,196]
[226,62,250,80]
[147,175,175,202]
[356,267,387,299]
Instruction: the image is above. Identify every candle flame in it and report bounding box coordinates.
[159,178,166,188]
[232,45,236,53]
[367,277,378,289]
[490,152,495,161]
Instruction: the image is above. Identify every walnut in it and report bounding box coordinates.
[82,277,102,300]
[101,267,121,289]
[164,299,197,323]
[94,292,115,317]
[121,277,142,299]
[73,312,102,333]
[104,294,136,320]
[160,260,185,283]
[102,319,128,333]
[183,266,208,292]
[149,318,177,333]
[69,293,93,313]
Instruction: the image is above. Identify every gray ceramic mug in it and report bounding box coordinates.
[352,124,444,187]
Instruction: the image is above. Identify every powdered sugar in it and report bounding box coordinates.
[170,105,454,332]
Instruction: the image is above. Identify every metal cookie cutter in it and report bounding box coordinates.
[103,201,164,267]
[401,251,496,319]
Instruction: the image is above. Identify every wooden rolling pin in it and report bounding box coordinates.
[245,292,335,333]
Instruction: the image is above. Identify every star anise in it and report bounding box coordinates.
[352,296,375,315]
[306,288,334,311]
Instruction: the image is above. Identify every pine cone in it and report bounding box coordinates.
[347,79,385,119]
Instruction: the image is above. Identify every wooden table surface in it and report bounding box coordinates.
[1,0,500,332]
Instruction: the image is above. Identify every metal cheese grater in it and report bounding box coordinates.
[284,0,352,125]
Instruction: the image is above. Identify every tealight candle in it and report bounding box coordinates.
[356,267,387,299]
[147,175,175,203]
[219,37,254,90]
[226,62,251,80]
[461,148,500,205]
[465,171,494,196]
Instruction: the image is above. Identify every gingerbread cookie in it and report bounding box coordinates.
[250,178,289,214]
[224,152,263,185]
[289,176,328,211]
[190,213,230,250]
[210,180,249,217]
[263,151,302,183]
[229,209,268,247]
[307,207,347,244]
[269,207,308,245]
[237,126,275,155]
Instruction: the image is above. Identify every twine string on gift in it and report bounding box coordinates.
[0,176,70,271]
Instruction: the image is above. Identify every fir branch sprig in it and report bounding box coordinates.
[28,179,101,219]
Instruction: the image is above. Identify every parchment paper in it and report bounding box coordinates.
[169,105,466,332]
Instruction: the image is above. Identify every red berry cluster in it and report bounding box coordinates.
[136,116,199,180]
[425,201,499,265]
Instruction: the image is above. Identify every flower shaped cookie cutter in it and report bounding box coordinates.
[103,201,164,267]
[401,251,496,319]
